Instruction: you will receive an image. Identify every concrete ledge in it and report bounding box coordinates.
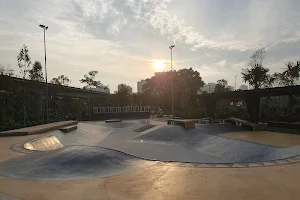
[105,119,122,123]
[268,121,300,130]
[167,119,195,129]
[59,125,77,133]
[0,121,78,137]
[227,117,259,131]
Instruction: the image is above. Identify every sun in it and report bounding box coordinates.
[152,59,165,71]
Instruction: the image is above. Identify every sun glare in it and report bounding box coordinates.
[152,59,165,71]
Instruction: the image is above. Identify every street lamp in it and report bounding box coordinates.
[39,24,49,122]
[169,45,175,116]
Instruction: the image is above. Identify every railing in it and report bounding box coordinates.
[139,119,150,124]
[194,117,213,124]
[93,106,150,113]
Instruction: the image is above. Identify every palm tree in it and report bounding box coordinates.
[277,61,300,113]
[282,61,300,86]
[241,64,270,89]
[242,48,272,89]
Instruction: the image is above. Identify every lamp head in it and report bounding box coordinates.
[39,24,48,30]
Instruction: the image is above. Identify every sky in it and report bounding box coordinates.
[0,0,299,92]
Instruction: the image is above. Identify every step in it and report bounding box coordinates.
[167,119,195,129]
[105,119,122,123]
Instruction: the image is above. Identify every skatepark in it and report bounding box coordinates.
[1,120,300,180]
[1,119,300,199]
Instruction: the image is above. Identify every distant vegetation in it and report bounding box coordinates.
[0,44,299,131]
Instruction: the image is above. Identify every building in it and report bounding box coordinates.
[239,85,248,90]
[137,79,147,93]
[91,87,110,94]
[118,84,133,94]
[199,83,216,94]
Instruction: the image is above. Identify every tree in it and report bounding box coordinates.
[242,47,271,89]
[28,61,44,81]
[115,84,132,106]
[17,44,31,78]
[214,79,229,92]
[80,71,106,89]
[175,68,204,115]
[271,61,300,87]
[271,61,300,113]
[131,93,143,106]
[248,47,266,68]
[180,83,191,113]
[80,71,107,119]
[143,68,204,114]
[51,75,71,86]
[279,61,300,86]
[0,61,14,76]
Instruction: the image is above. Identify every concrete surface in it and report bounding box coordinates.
[2,122,300,169]
[0,193,21,200]
[23,135,64,151]
[129,124,300,163]
[1,120,300,199]
[0,146,155,180]
[0,134,38,163]
[221,131,300,147]
[0,121,78,136]
[59,125,77,133]
[1,163,300,200]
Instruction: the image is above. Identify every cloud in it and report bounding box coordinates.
[0,0,300,92]
[217,60,226,67]
[65,0,300,53]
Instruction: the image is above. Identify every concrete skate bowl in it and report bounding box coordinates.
[0,146,155,180]
[131,124,300,164]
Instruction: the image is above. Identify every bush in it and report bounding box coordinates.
[173,110,185,118]
[187,108,207,119]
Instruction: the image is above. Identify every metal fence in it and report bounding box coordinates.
[93,106,150,113]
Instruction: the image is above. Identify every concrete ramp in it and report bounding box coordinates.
[105,122,134,128]
[45,123,113,147]
[134,124,156,132]
[0,146,155,180]
[131,124,300,163]
[183,133,281,163]
[23,135,63,151]
[134,126,192,145]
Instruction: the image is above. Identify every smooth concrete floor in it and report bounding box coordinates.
[221,131,300,147]
[0,134,37,163]
[1,163,300,200]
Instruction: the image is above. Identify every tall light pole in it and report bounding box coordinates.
[39,24,49,122]
[169,45,175,116]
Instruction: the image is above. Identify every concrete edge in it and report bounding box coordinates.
[0,121,78,137]
[29,121,78,135]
